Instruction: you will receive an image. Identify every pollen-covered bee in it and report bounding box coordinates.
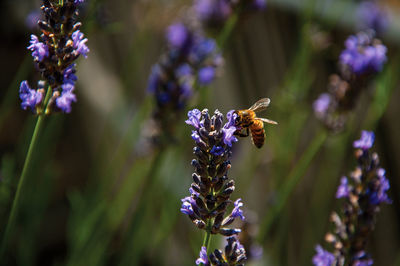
[234,98,277,148]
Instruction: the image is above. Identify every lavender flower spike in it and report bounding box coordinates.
[313,130,391,265]
[182,108,249,265]
[19,0,88,114]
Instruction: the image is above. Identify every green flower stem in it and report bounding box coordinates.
[201,219,213,264]
[0,85,53,259]
[258,128,328,243]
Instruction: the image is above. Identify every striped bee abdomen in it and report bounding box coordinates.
[250,120,265,148]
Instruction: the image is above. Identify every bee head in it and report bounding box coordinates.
[234,111,242,126]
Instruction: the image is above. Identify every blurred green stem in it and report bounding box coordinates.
[201,220,212,264]
[217,11,239,48]
[0,86,53,259]
[258,128,328,243]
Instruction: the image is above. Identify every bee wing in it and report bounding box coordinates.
[255,117,278,125]
[249,98,271,112]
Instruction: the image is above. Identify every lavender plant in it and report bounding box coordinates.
[313,31,387,131]
[181,108,248,265]
[147,23,222,145]
[356,1,389,34]
[21,0,89,114]
[1,0,88,258]
[145,0,266,148]
[313,131,391,266]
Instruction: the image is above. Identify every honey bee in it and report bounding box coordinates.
[234,98,278,148]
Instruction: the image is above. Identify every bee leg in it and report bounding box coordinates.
[234,128,250,137]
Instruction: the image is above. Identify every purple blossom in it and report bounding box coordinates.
[72,30,89,58]
[357,1,389,33]
[192,39,217,63]
[27,35,49,62]
[74,0,85,3]
[339,32,387,75]
[195,0,232,23]
[189,187,200,197]
[19,81,44,111]
[186,109,202,128]
[353,130,375,150]
[353,251,374,266]
[166,23,189,49]
[252,0,267,9]
[56,86,77,113]
[336,176,350,199]
[195,246,209,265]
[231,198,245,221]
[180,196,195,216]
[147,65,162,94]
[210,145,224,156]
[198,66,215,85]
[63,64,78,84]
[191,130,201,143]
[222,111,238,147]
[369,168,392,205]
[222,126,237,147]
[313,93,331,116]
[312,245,335,266]
[25,10,42,30]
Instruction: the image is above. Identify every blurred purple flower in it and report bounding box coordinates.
[313,93,331,117]
[336,176,350,199]
[357,1,389,33]
[195,0,232,23]
[198,66,215,85]
[312,245,335,266]
[166,23,189,49]
[353,130,375,150]
[25,10,42,30]
[339,32,387,75]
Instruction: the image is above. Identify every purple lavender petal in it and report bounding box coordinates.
[56,87,77,113]
[336,176,350,199]
[353,130,375,150]
[166,23,189,49]
[231,198,245,221]
[198,66,215,85]
[186,109,202,128]
[195,246,209,265]
[313,93,331,116]
[312,245,335,266]
[27,35,49,62]
[19,81,44,111]
[72,30,89,58]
